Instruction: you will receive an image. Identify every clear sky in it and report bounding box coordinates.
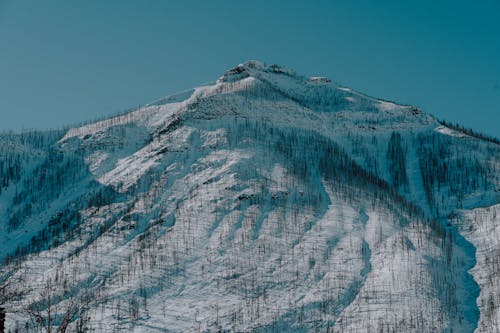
[0,1,499,137]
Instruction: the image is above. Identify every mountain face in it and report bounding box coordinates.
[0,60,499,332]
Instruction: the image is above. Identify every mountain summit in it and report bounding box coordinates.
[0,62,499,332]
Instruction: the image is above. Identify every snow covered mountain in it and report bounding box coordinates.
[0,61,499,332]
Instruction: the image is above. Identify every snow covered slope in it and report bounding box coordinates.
[0,61,499,332]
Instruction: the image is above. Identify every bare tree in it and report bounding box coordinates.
[25,279,90,333]
[0,268,31,332]
[0,269,30,305]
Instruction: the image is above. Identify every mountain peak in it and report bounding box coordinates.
[59,59,438,145]
[238,59,266,70]
[1,58,499,332]
[220,60,297,82]
[214,60,427,121]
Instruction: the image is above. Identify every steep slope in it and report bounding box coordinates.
[0,61,499,332]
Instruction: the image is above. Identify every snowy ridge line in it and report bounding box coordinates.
[60,76,259,143]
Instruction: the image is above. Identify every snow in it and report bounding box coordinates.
[377,100,398,111]
[435,124,470,138]
[1,60,499,332]
[457,204,500,331]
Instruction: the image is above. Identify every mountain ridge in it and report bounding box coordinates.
[0,61,499,332]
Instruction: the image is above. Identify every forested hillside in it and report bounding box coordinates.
[0,61,499,332]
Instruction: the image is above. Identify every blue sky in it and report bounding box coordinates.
[0,1,499,137]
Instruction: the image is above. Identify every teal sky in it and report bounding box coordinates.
[1,1,499,137]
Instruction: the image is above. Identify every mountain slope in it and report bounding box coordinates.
[0,61,499,332]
